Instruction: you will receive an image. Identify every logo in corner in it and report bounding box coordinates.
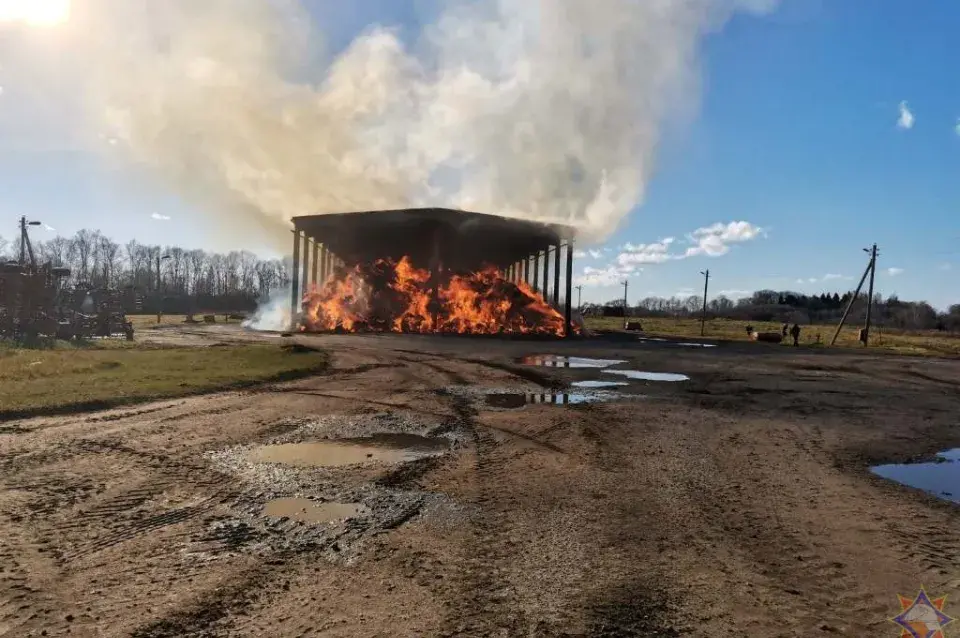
[891,587,954,638]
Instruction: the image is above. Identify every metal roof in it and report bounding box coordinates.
[292,208,576,270]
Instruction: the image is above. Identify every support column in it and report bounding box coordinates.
[290,230,301,329]
[543,248,550,302]
[533,252,540,293]
[311,240,319,286]
[553,243,561,307]
[318,244,327,284]
[523,257,530,285]
[301,237,311,300]
[564,241,574,338]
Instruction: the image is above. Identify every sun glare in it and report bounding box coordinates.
[0,0,71,27]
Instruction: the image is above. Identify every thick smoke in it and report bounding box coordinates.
[57,0,775,246]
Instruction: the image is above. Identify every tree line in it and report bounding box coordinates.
[585,289,960,333]
[0,229,290,313]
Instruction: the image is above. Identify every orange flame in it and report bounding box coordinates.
[300,256,572,336]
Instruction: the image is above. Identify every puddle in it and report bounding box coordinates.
[262,498,369,524]
[484,392,616,408]
[602,370,689,382]
[676,342,717,348]
[249,433,449,468]
[871,449,960,504]
[571,380,630,389]
[519,354,626,368]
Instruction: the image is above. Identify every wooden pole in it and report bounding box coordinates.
[863,244,878,346]
[830,257,872,346]
[700,269,710,337]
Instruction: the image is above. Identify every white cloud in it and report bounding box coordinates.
[954,119,960,137]
[717,289,751,298]
[822,273,843,280]
[684,221,763,258]
[43,224,56,232]
[577,220,763,288]
[886,267,904,276]
[795,273,853,285]
[939,263,952,272]
[151,212,171,221]
[897,101,914,130]
[616,237,675,267]
[575,264,636,287]
[573,249,605,260]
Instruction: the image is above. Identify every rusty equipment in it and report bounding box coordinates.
[0,217,134,341]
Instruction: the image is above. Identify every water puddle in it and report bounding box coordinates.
[602,370,689,382]
[249,433,449,468]
[676,342,717,348]
[571,380,630,389]
[484,392,616,408]
[519,355,626,368]
[262,498,369,524]
[871,449,960,504]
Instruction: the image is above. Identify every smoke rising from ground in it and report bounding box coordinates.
[52,0,775,246]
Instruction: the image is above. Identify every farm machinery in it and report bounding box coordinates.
[0,217,134,341]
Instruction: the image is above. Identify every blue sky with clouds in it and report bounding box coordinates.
[0,0,957,309]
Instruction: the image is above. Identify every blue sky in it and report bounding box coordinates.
[0,0,957,309]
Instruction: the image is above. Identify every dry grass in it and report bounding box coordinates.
[585,316,960,357]
[128,313,248,329]
[0,342,328,418]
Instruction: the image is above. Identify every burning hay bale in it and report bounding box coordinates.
[299,257,573,337]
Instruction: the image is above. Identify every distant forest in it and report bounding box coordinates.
[0,229,288,314]
[2,228,955,330]
[586,289,960,332]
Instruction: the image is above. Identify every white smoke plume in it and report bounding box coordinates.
[14,0,778,247]
[242,287,292,332]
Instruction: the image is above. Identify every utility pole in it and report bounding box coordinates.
[831,244,877,346]
[862,243,878,346]
[574,285,582,312]
[19,215,26,265]
[699,269,710,337]
[621,280,629,329]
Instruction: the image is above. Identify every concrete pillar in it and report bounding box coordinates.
[565,241,574,337]
[523,257,530,285]
[311,240,319,285]
[290,230,301,329]
[533,251,540,293]
[301,237,311,299]
[318,244,326,284]
[553,243,561,306]
[543,248,550,301]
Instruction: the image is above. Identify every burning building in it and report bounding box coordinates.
[289,208,577,337]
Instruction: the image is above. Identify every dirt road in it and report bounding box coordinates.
[1,327,958,636]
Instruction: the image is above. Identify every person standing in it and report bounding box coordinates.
[790,323,801,347]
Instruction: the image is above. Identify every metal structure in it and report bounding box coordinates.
[0,217,134,341]
[290,208,579,336]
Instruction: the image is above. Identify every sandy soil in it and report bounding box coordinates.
[1,325,959,637]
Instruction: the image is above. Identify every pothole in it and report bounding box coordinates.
[249,433,450,468]
[262,498,370,524]
[602,370,689,382]
[483,392,620,409]
[871,449,959,504]
[518,355,626,368]
[572,380,630,389]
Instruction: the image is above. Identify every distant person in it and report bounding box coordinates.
[745,324,753,335]
[782,323,789,337]
[790,323,801,347]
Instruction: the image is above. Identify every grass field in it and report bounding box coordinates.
[0,341,328,419]
[585,316,960,357]
[128,313,245,329]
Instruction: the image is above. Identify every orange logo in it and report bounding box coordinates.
[891,588,954,637]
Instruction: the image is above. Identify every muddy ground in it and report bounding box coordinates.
[1,325,959,637]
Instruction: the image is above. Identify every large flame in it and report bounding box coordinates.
[301,257,571,336]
